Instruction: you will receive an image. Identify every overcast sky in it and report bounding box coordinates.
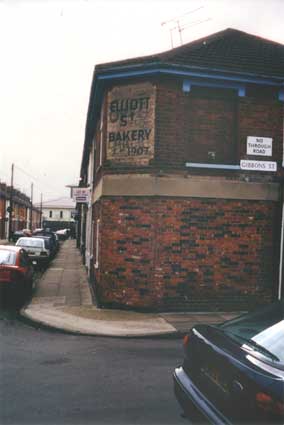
[1,0,283,203]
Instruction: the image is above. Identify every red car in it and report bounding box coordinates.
[0,245,33,297]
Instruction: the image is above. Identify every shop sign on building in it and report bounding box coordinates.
[246,136,272,156]
[240,160,277,172]
[72,188,90,203]
[107,82,155,165]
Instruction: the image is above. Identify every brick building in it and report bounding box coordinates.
[35,196,76,232]
[0,183,7,239]
[79,28,284,311]
[0,182,41,239]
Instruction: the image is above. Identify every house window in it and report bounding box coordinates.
[49,211,52,218]
[60,211,63,219]
[95,219,100,269]
[187,87,237,164]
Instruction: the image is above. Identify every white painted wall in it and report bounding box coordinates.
[42,207,74,222]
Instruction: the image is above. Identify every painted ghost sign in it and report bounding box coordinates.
[107,82,155,165]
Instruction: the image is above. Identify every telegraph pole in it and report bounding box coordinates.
[8,163,14,241]
[29,182,33,230]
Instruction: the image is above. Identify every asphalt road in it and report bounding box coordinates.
[0,298,186,425]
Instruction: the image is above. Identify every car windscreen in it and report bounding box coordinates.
[0,250,16,265]
[17,238,43,248]
[219,301,284,363]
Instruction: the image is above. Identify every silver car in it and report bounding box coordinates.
[16,237,50,268]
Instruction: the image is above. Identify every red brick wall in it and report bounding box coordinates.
[92,201,102,300]
[187,94,236,164]
[94,196,278,311]
[155,79,188,166]
[239,97,283,164]
[154,78,283,169]
[90,78,283,311]
[99,198,155,308]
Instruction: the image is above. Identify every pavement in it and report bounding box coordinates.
[18,239,240,338]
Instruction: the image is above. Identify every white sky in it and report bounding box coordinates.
[0,0,283,203]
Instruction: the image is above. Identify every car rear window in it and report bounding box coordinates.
[219,301,284,363]
[0,250,16,265]
[17,238,43,248]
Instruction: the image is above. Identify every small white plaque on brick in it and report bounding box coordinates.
[246,136,272,156]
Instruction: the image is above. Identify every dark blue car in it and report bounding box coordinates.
[174,300,284,424]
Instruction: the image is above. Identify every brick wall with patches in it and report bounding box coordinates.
[154,78,283,171]
[97,78,283,175]
[80,30,284,311]
[94,196,279,311]
[89,77,283,311]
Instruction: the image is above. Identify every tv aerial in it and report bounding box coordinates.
[161,6,212,48]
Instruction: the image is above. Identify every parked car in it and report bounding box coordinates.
[55,228,70,241]
[33,229,59,253]
[11,229,32,243]
[33,235,57,258]
[15,237,50,268]
[173,300,284,424]
[0,245,33,296]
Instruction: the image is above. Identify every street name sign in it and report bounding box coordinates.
[240,160,277,172]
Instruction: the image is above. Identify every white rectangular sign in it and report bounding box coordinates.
[247,136,272,156]
[72,187,90,203]
[240,160,277,172]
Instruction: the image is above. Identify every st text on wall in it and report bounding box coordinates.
[107,82,156,165]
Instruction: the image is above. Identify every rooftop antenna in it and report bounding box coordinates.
[171,17,212,35]
[161,6,211,48]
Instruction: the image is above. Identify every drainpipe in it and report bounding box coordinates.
[278,182,284,300]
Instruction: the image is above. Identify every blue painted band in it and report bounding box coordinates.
[97,61,284,82]
[182,78,246,96]
[185,163,241,170]
[98,67,283,88]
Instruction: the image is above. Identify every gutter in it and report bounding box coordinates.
[96,60,284,83]
[97,62,284,88]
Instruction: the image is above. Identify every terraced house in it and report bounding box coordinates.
[0,182,41,239]
[79,28,284,311]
